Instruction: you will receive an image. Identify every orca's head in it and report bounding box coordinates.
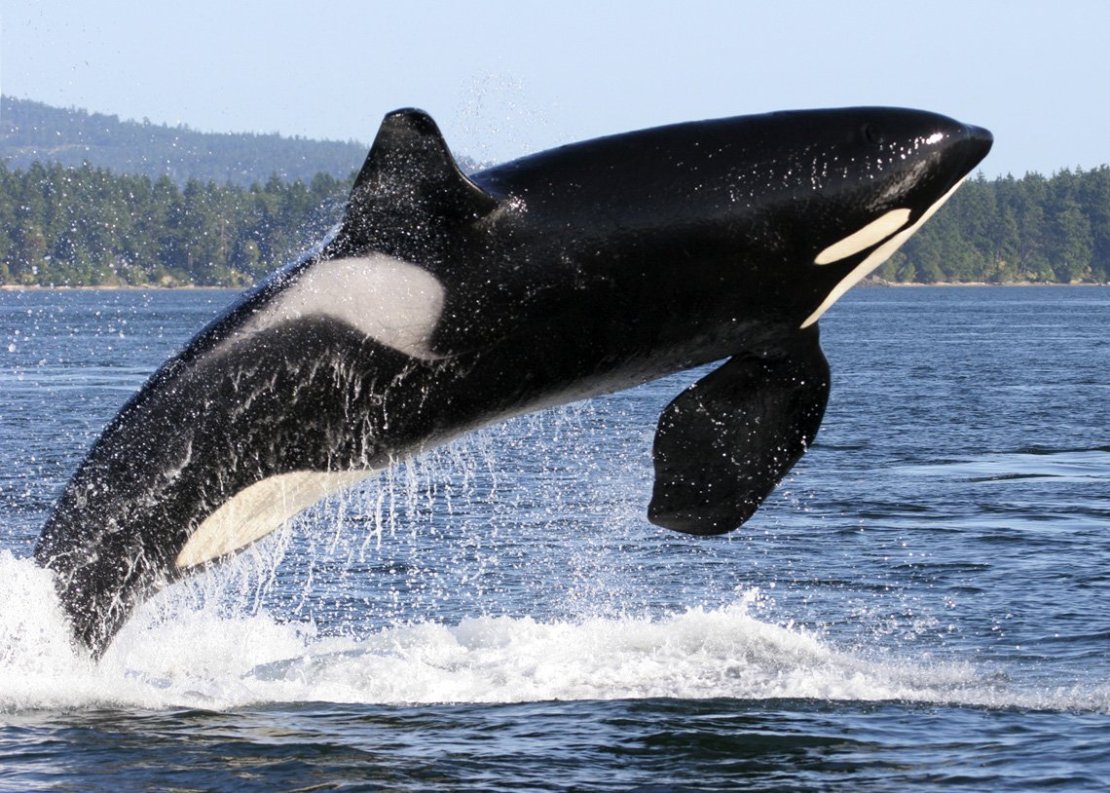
[477,107,990,333]
[771,107,993,327]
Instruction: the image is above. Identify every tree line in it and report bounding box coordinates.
[0,160,347,286]
[0,159,1108,287]
[877,166,1110,283]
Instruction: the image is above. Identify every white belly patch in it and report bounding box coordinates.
[813,208,912,265]
[801,178,965,328]
[175,470,371,569]
[247,254,447,360]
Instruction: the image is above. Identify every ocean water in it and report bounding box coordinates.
[0,286,1106,791]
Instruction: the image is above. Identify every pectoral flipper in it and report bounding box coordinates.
[649,328,830,535]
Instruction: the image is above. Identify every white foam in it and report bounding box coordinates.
[1,551,1104,714]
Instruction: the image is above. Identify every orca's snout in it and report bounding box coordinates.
[967,124,993,145]
[960,123,994,170]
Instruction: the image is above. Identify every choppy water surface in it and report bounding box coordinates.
[0,286,1107,791]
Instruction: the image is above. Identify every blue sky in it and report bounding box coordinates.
[2,0,1107,177]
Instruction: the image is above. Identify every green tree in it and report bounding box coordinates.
[5,153,1104,288]
[1049,199,1093,282]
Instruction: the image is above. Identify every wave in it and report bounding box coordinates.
[1,551,1105,715]
[896,448,1110,483]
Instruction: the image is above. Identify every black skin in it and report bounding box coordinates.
[34,107,992,656]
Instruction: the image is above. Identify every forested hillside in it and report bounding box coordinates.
[0,161,347,286]
[0,96,368,185]
[0,155,1107,288]
[878,167,1110,283]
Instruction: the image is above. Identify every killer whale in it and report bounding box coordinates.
[34,107,992,655]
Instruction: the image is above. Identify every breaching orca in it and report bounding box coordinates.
[35,107,992,655]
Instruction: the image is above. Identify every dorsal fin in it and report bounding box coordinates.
[337,109,500,250]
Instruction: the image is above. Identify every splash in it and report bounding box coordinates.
[1,551,1104,715]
